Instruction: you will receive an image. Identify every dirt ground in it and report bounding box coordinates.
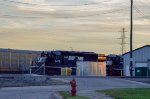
[0,74,68,87]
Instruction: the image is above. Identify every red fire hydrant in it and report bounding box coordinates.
[70,78,76,96]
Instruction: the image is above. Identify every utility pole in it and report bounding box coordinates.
[118,28,127,55]
[9,49,12,70]
[130,0,133,77]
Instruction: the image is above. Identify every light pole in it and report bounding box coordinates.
[130,0,133,77]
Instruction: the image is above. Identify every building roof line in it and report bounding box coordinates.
[123,45,150,55]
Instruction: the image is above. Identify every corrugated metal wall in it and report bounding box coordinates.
[77,61,106,76]
[123,46,150,76]
[0,49,40,73]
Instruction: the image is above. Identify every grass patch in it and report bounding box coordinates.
[59,91,90,99]
[97,88,150,99]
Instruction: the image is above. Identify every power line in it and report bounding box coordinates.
[136,0,150,17]
[0,14,41,19]
[0,2,129,12]
[1,0,113,6]
[0,0,130,13]
[63,7,129,18]
[134,6,145,16]
[133,5,150,19]
[0,7,129,19]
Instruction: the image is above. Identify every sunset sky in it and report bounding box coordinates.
[0,0,149,54]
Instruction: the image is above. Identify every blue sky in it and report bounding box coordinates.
[0,0,149,54]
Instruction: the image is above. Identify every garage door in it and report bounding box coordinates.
[135,62,149,77]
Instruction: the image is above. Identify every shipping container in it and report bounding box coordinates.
[0,48,40,73]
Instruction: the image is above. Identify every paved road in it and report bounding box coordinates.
[54,77,150,90]
[0,85,69,99]
[0,77,150,99]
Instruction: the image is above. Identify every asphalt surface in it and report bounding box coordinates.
[0,77,150,99]
[54,77,150,90]
[0,86,68,99]
[124,78,150,84]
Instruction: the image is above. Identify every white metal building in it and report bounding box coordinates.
[123,45,150,76]
[77,61,106,76]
